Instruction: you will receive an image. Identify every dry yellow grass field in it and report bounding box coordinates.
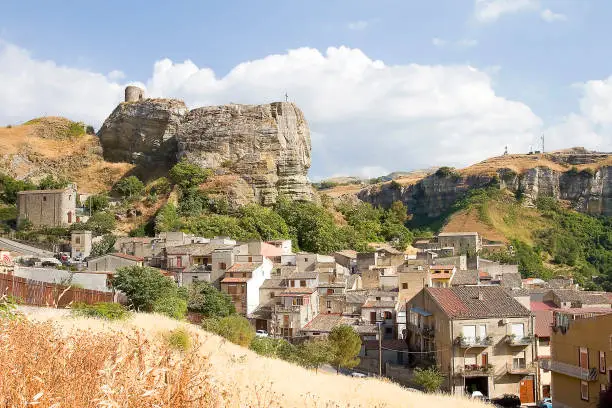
[4,308,490,408]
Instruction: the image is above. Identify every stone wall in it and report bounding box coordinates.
[17,187,76,227]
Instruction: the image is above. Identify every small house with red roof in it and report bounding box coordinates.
[220,258,272,315]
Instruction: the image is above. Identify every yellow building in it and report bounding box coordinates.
[544,310,612,408]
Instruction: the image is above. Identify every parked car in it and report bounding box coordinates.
[350,372,366,378]
[537,397,552,408]
[255,330,268,338]
[470,391,488,401]
[490,394,521,408]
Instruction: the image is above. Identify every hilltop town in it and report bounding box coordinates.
[1,87,611,408]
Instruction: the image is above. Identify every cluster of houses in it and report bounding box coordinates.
[7,186,612,406]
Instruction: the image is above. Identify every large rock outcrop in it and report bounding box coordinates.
[177,102,314,205]
[98,99,188,164]
[97,89,315,205]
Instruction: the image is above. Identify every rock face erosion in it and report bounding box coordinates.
[177,102,315,205]
[98,99,188,164]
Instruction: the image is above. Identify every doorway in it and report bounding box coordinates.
[465,377,489,397]
[519,377,535,404]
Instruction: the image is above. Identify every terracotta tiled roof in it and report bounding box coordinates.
[165,243,235,256]
[226,262,261,273]
[110,253,144,262]
[431,272,453,280]
[427,286,531,319]
[345,290,368,304]
[451,270,478,286]
[547,289,612,306]
[287,271,319,280]
[334,250,357,259]
[221,277,250,283]
[430,265,455,271]
[530,301,556,311]
[279,287,316,296]
[302,314,343,332]
[478,271,491,279]
[260,278,286,289]
[500,272,523,288]
[534,310,553,338]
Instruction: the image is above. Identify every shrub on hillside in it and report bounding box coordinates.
[114,176,145,199]
[84,194,109,213]
[164,327,191,351]
[84,211,116,235]
[328,325,361,372]
[201,315,255,347]
[153,296,187,320]
[0,174,36,204]
[169,160,213,190]
[112,266,179,312]
[413,367,444,393]
[71,302,130,320]
[187,281,235,317]
[38,175,69,190]
[155,203,183,232]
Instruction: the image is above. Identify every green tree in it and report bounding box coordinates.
[112,266,178,311]
[249,336,291,358]
[169,159,213,190]
[84,194,109,213]
[201,315,255,347]
[0,174,36,204]
[85,211,116,234]
[413,367,444,393]
[38,175,69,190]
[328,325,361,373]
[298,340,335,372]
[238,204,290,241]
[187,281,235,317]
[155,203,183,232]
[90,235,116,257]
[186,214,256,240]
[153,296,187,320]
[388,200,408,224]
[114,176,145,199]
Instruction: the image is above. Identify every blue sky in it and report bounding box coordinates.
[1,0,612,179]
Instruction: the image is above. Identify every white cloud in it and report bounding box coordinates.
[107,70,125,81]
[457,39,479,48]
[432,38,447,47]
[544,77,612,153]
[474,0,540,22]
[540,9,567,23]
[0,41,545,178]
[347,20,370,31]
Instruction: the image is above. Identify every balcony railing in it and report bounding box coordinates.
[505,334,533,346]
[454,336,493,348]
[408,323,436,338]
[455,364,494,377]
[540,359,598,381]
[506,362,537,375]
[273,304,301,314]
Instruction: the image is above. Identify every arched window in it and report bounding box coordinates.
[67,211,72,224]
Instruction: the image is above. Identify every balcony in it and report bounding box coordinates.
[506,362,537,375]
[540,359,598,381]
[455,364,494,377]
[407,323,435,338]
[505,334,533,346]
[454,336,493,348]
[273,304,301,314]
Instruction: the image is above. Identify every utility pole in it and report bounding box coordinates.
[378,321,382,377]
[541,133,545,154]
[285,92,289,102]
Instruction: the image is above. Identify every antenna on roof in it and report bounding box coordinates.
[503,145,508,156]
[285,92,289,102]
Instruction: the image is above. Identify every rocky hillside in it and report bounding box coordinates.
[98,92,316,205]
[357,148,612,221]
[0,117,132,193]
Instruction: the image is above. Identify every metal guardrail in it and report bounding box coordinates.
[540,359,598,381]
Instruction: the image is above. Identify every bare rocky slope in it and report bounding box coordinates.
[98,97,316,205]
[357,148,612,220]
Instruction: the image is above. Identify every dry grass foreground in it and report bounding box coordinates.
[1,309,490,408]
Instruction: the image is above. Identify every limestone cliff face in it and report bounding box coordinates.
[176,102,314,205]
[358,165,612,218]
[97,99,188,164]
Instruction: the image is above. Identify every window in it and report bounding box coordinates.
[292,297,303,306]
[248,256,253,262]
[376,297,381,301]
[43,196,47,202]
[539,338,550,347]
[326,300,331,308]
[229,273,234,278]
[600,351,606,374]
[511,323,524,339]
[270,292,275,299]
[478,325,487,340]
[283,315,289,326]
[580,347,589,369]
[192,276,199,282]
[581,380,589,401]
[370,311,377,324]
[402,283,408,289]
[227,284,237,294]
[385,327,392,334]
[481,352,488,367]
[326,288,333,295]
[75,237,81,245]
[384,311,392,320]
[462,325,476,343]
[176,257,182,268]
[304,257,308,262]
[464,354,477,366]
[513,351,526,369]
[300,280,306,287]
[219,262,227,270]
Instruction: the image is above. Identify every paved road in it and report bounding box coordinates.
[0,237,54,258]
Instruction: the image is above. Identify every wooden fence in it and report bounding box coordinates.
[0,273,113,307]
